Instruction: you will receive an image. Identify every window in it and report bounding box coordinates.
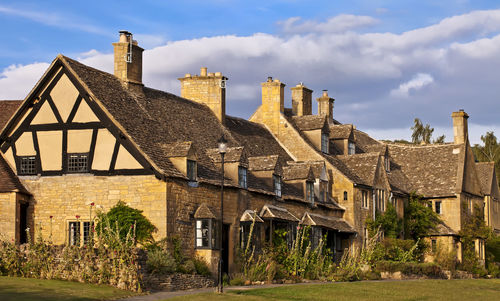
[274,175,282,197]
[364,228,369,247]
[69,221,80,246]
[385,155,390,172]
[240,222,260,250]
[19,156,36,175]
[319,180,327,203]
[195,219,219,249]
[238,166,247,189]
[348,141,355,155]
[67,153,89,173]
[343,191,348,201]
[431,239,437,253]
[321,133,329,153]
[187,160,197,181]
[83,221,92,244]
[306,181,314,204]
[362,190,368,208]
[381,190,385,211]
[435,201,442,215]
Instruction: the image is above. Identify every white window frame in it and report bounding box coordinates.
[348,141,355,155]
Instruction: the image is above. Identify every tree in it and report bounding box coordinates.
[96,201,157,244]
[472,131,500,186]
[411,118,443,144]
[404,193,441,241]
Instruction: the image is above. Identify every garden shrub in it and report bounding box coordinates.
[193,256,211,276]
[229,273,246,286]
[96,201,157,244]
[434,241,458,271]
[375,260,446,278]
[366,203,402,238]
[371,238,424,263]
[146,248,176,274]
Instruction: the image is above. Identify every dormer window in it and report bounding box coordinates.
[273,174,282,198]
[187,159,197,181]
[321,133,329,153]
[348,141,355,155]
[319,180,327,203]
[385,155,390,172]
[306,181,314,204]
[238,166,248,189]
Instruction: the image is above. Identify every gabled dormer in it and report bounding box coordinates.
[161,141,198,182]
[290,115,330,154]
[206,146,249,189]
[248,155,282,197]
[283,163,316,205]
[329,124,355,155]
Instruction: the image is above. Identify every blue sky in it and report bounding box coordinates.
[1,0,500,143]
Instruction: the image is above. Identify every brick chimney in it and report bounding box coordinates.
[113,31,144,93]
[261,77,285,135]
[291,83,312,116]
[452,109,469,144]
[178,67,227,123]
[317,90,334,124]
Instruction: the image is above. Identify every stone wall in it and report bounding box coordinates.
[141,273,215,292]
[0,192,16,241]
[21,174,166,244]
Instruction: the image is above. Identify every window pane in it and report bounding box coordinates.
[69,222,80,246]
[187,160,197,181]
[19,156,36,175]
[68,153,89,173]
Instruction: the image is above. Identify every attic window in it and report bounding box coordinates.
[435,201,442,215]
[306,181,314,204]
[67,153,89,173]
[385,155,390,172]
[321,133,329,153]
[19,156,36,175]
[238,166,248,189]
[187,160,197,181]
[319,180,328,203]
[362,190,368,208]
[273,175,282,198]
[348,141,355,155]
[343,191,348,201]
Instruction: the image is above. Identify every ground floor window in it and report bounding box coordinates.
[69,221,80,246]
[240,222,261,251]
[196,219,219,249]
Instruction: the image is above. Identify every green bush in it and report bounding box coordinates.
[486,235,500,263]
[146,248,176,274]
[375,261,446,278]
[372,238,423,263]
[193,256,211,276]
[96,201,157,244]
[229,273,246,286]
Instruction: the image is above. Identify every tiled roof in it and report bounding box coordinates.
[0,154,30,194]
[301,212,356,233]
[240,210,264,223]
[158,141,193,158]
[329,124,353,140]
[283,164,313,181]
[287,161,325,179]
[476,162,495,195]
[337,153,380,187]
[194,203,218,219]
[388,143,464,197]
[427,222,458,236]
[259,204,300,222]
[248,155,279,172]
[353,129,382,153]
[0,100,22,130]
[206,147,246,164]
[291,115,327,131]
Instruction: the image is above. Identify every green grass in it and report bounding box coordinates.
[168,279,500,301]
[0,276,138,301]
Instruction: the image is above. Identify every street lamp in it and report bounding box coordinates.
[217,135,227,293]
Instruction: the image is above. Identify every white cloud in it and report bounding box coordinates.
[2,10,500,143]
[0,63,49,100]
[278,14,379,34]
[390,73,434,98]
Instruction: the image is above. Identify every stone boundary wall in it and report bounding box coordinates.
[141,273,215,291]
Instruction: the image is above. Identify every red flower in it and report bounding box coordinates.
[76,215,80,219]
[49,216,53,219]
[90,202,94,206]
[130,224,134,229]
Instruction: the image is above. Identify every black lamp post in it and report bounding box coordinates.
[217,135,227,293]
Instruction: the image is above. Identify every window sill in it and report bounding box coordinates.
[188,181,199,188]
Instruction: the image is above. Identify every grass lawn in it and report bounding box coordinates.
[0,276,138,301]
[168,279,500,301]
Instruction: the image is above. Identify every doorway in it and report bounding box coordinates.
[19,202,29,244]
[222,224,230,275]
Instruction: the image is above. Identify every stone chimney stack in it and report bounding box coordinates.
[452,109,469,144]
[113,31,144,93]
[291,83,312,116]
[261,77,285,135]
[317,90,334,124]
[178,67,227,123]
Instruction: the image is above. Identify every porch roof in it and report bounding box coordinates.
[301,212,356,233]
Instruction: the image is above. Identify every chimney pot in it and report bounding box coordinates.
[185,73,191,78]
[200,67,208,77]
[322,90,328,97]
[215,72,222,77]
[267,76,273,82]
